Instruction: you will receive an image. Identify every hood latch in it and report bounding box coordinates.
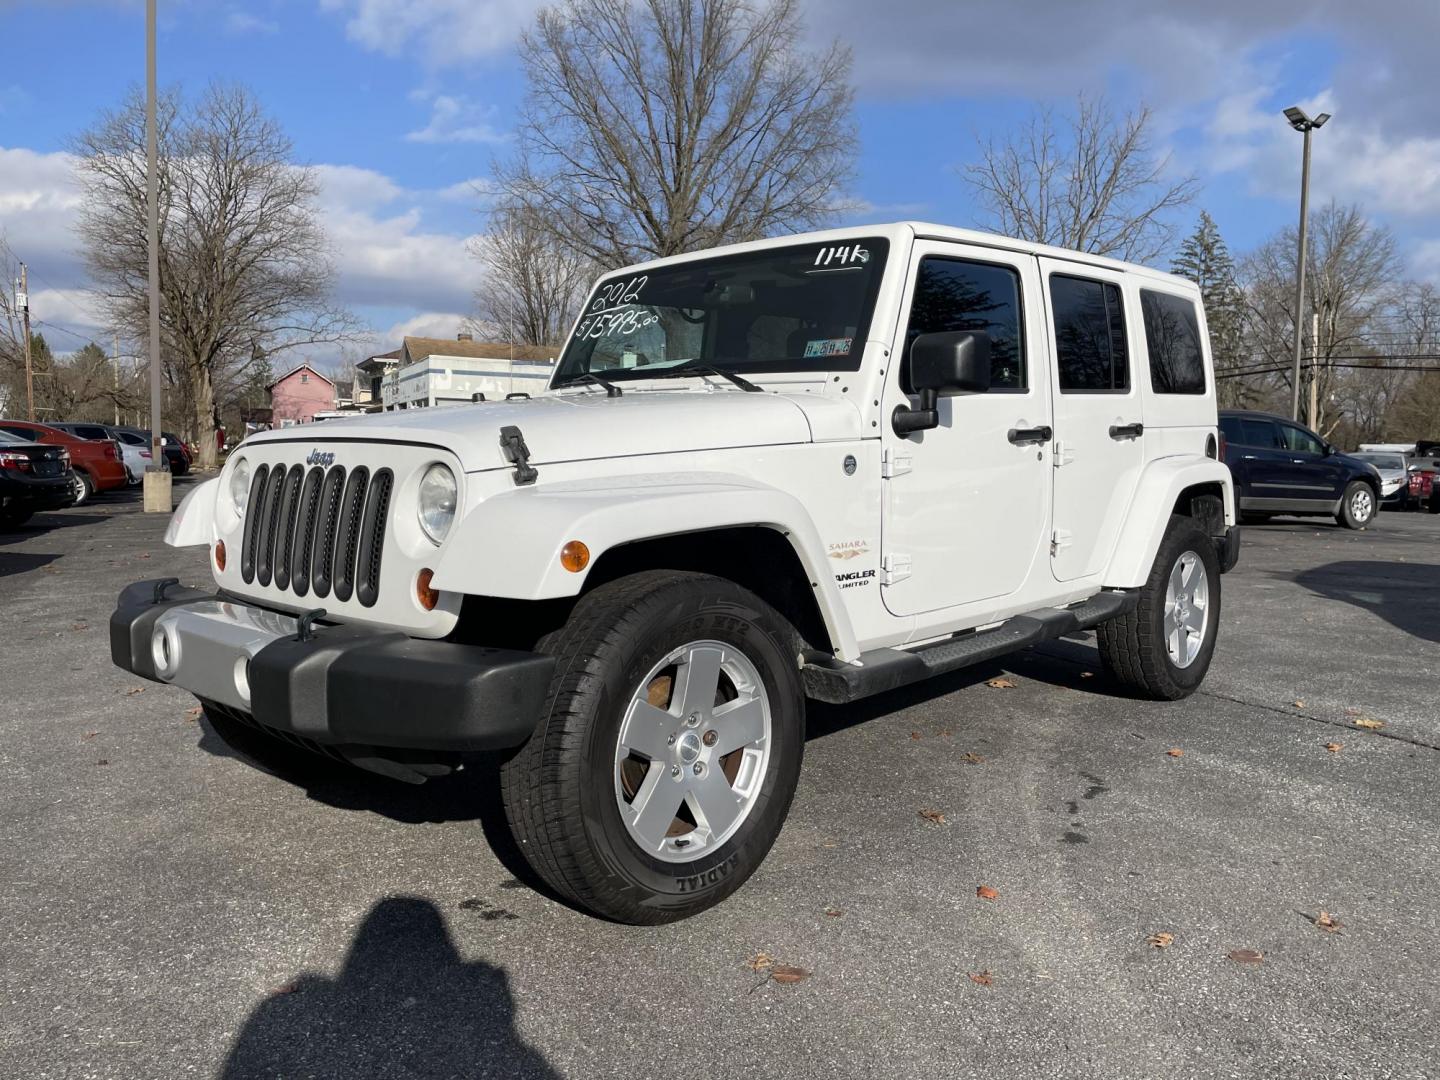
[499,425,539,486]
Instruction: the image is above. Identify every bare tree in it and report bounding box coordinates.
[1240,202,1399,433]
[469,206,595,345]
[962,97,1198,263]
[73,84,352,468]
[497,0,856,267]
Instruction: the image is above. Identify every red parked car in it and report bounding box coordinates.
[0,419,127,506]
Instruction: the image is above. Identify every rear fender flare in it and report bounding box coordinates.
[1104,457,1235,588]
[432,472,860,661]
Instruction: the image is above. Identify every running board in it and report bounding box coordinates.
[802,590,1138,704]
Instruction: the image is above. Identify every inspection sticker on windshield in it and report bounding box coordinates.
[804,337,853,358]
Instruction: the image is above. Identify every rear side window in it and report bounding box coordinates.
[1232,418,1280,448]
[904,257,1025,390]
[117,431,146,445]
[1050,275,1128,392]
[1,425,36,441]
[74,426,108,440]
[1140,290,1206,394]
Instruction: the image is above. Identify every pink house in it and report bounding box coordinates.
[267,363,336,427]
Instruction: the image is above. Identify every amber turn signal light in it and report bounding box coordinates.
[560,540,590,573]
[214,539,226,571]
[416,568,439,611]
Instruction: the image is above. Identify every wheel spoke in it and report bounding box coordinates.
[1163,604,1181,638]
[1168,558,1187,597]
[1182,603,1206,634]
[710,696,766,756]
[673,644,724,717]
[687,768,743,840]
[1170,624,1186,662]
[619,701,677,760]
[626,765,682,852]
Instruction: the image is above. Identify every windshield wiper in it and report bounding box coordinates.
[560,372,623,397]
[652,365,763,393]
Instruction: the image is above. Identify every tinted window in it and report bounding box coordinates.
[1140,290,1206,394]
[1280,425,1325,455]
[904,257,1025,390]
[117,431,146,445]
[73,426,108,440]
[1051,276,1128,392]
[1218,416,1243,444]
[1,425,36,441]
[1236,418,1280,448]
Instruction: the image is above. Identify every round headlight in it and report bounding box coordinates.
[229,457,251,515]
[417,463,457,545]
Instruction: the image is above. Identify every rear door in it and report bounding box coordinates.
[1040,262,1146,582]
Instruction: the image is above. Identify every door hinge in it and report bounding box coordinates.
[881,447,913,478]
[1052,440,1075,468]
[1050,529,1073,556]
[881,552,912,585]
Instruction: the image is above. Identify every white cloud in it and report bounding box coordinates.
[405,95,509,145]
[436,176,497,202]
[319,0,544,61]
[225,10,279,35]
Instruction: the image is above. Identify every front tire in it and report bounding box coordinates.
[501,571,805,924]
[1336,481,1376,530]
[1097,515,1221,700]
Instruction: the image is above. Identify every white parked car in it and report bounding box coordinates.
[112,223,1238,923]
[110,428,153,485]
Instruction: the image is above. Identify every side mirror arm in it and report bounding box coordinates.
[891,388,939,437]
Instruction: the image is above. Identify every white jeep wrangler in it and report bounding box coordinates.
[112,223,1238,923]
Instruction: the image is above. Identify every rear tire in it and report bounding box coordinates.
[1336,481,1376,530]
[70,470,94,507]
[1097,515,1221,701]
[501,571,804,924]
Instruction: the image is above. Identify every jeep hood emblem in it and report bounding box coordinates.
[306,449,335,467]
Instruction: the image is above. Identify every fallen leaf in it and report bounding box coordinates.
[82,731,98,740]
[185,706,203,721]
[960,752,985,764]
[124,687,146,696]
[822,906,844,918]
[1324,742,1343,753]
[1344,707,1363,716]
[137,553,151,559]
[1165,748,1184,758]
[986,677,1017,689]
[976,885,999,901]
[910,731,922,740]
[1147,932,1174,949]
[1227,949,1263,964]
[1353,717,1384,730]
[744,953,774,972]
[770,965,810,984]
[1291,699,1306,709]
[71,623,89,632]
[918,808,947,826]
[95,759,109,766]
[1080,671,1094,679]
[1314,911,1343,933]
[937,729,953,737]
[968,970,994,986]
[273,981,300,996]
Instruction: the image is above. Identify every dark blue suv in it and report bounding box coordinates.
[1219,410,1381,530]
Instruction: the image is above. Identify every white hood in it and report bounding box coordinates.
[244,389,864,472]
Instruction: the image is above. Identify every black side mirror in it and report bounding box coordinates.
[893,331,991,437]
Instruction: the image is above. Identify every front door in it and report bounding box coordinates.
[1273,420,1347,504]
[880,242,1052,617]
[1039,262,1147,582]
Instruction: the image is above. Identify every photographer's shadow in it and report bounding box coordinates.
[222,896,560,1079]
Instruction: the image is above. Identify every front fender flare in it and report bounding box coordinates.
[431,472,860,661]
[1104,456,1235,588]
[164,477,219,548]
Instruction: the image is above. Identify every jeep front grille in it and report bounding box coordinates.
[239,462,394,607]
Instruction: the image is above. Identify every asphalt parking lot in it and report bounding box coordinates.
[2,484,1438,1080]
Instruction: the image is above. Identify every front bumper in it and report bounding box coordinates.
[2,472,77,513]
[110,579,553,754]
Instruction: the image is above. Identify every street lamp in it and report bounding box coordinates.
[1284,105,1330,422]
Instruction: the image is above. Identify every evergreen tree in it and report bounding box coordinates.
[1171,212,1248,406]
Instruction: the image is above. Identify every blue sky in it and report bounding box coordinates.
[3,0,1438,358]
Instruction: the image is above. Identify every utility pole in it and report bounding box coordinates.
[1283,106,1330,421]
[142,0,170,512]
[1308,311,1320,430]
[18,264,34,421]
[112,335,121,425]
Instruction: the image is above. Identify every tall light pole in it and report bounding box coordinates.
[1284,105,1330,422]
[142,0,170,512]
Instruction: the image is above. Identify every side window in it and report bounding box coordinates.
[1,425,33,440]
[1218,416,1243,444]
[1280,425,1325,455]
[1239,419,1280,448]
[904,257,1025,390]
[1140,289,1206,394]
[1050,275,1128,392]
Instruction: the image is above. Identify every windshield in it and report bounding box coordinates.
[1354,453,1405,470]
[553,238,890,386]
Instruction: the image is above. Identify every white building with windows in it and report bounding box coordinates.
[378,335,559,410]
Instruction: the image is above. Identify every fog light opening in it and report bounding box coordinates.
[233,656,252,705]
[416,568,439,611]
[151,624,179,679]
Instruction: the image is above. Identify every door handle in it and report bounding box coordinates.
[1292,458,1307,464]
[1242,454,1257,460]
[1108,422,1144,440]
[1007,425,1052,445]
